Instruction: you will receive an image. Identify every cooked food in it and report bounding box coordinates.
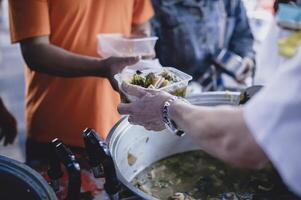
[131,73,145,86]
[128,69,187,97]
[127,152,137,166]
[145,72,157,88]
[160,70,174,81]
[170,193,195,200]
[132,150,298,200]
[130,69,181,89]
[170,88,187,97]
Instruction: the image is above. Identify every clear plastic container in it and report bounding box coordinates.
[97,34,158,58]
[115,65,193,102]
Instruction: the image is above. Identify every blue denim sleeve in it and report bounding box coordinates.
[227,0,255,60]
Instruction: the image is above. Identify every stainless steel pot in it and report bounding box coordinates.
[0,155,57,200]
[106,92,240,200]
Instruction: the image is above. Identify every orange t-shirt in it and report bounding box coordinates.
[8,0,153,147]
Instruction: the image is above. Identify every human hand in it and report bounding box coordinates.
[103,56,139,91]
[131,21,151,38]
[236,57,255,84]
[117,82,173,131]
[0,99,17,146]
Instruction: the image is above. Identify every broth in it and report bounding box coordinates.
[132,150,299,200]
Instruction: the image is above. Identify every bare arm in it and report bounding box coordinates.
[20,36,138,90]
[20,36,103,77]
[118,83,268,169]
[169,101,268,169]
[19,22,152,77]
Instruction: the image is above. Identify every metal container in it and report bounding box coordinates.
[0,155,57,200]
[106,92,240,200]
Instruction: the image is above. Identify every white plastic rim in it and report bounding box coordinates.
[97,34,158,58]
[97,33,158,42]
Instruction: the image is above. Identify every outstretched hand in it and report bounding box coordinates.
[103,56,139,91]
[118,82,172,131]
[236,57,255,84]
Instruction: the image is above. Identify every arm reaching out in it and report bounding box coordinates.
[20,36,139,90]
[169,100,268,169]
[118,83,268,169]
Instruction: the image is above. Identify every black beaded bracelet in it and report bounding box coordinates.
[162,96,185,137]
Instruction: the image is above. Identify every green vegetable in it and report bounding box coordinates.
[145,72,157,88]
[131,74,145,86]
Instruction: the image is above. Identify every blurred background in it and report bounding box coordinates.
[0,0,25,162]
[0,0,274,162]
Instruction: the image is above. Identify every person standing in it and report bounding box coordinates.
[8,0,153,164]
[151,0,255,90]
[117,2,301,196]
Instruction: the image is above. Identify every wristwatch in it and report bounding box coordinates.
[162,96,186,137]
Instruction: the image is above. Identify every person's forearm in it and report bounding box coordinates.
[169,101,268,169]
[21,42,106,78]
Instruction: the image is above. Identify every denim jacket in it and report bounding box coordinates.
[151,0,255,80]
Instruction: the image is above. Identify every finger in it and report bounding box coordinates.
[120,93,130,103]
[0,130,3,141]
[4,135,8,146]
[117,56,139,67]
[5,135,14,146]
[2,127,9,146]
[128,115,134,123]
[128,33,147,38]
[5,125,17,145]
[148,121,166,131]
[110,57,140,74]
[127,115,138,125]
[144,126,153,131]
[236,76,246,84]
[245,66,253,77]
[121,82,147,98]
[241,64,251,75]
[236,70,249,82]
[110,79,120,92]
[144,124,163,131]
[1,129,8,146]
[151,123,166,132]
[117,103,133,115]
[139,122,160,131]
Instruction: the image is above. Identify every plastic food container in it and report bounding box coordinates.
[114,65,193,102]
[97,34,158,58]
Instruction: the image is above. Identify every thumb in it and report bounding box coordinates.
[117,103,133,115]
